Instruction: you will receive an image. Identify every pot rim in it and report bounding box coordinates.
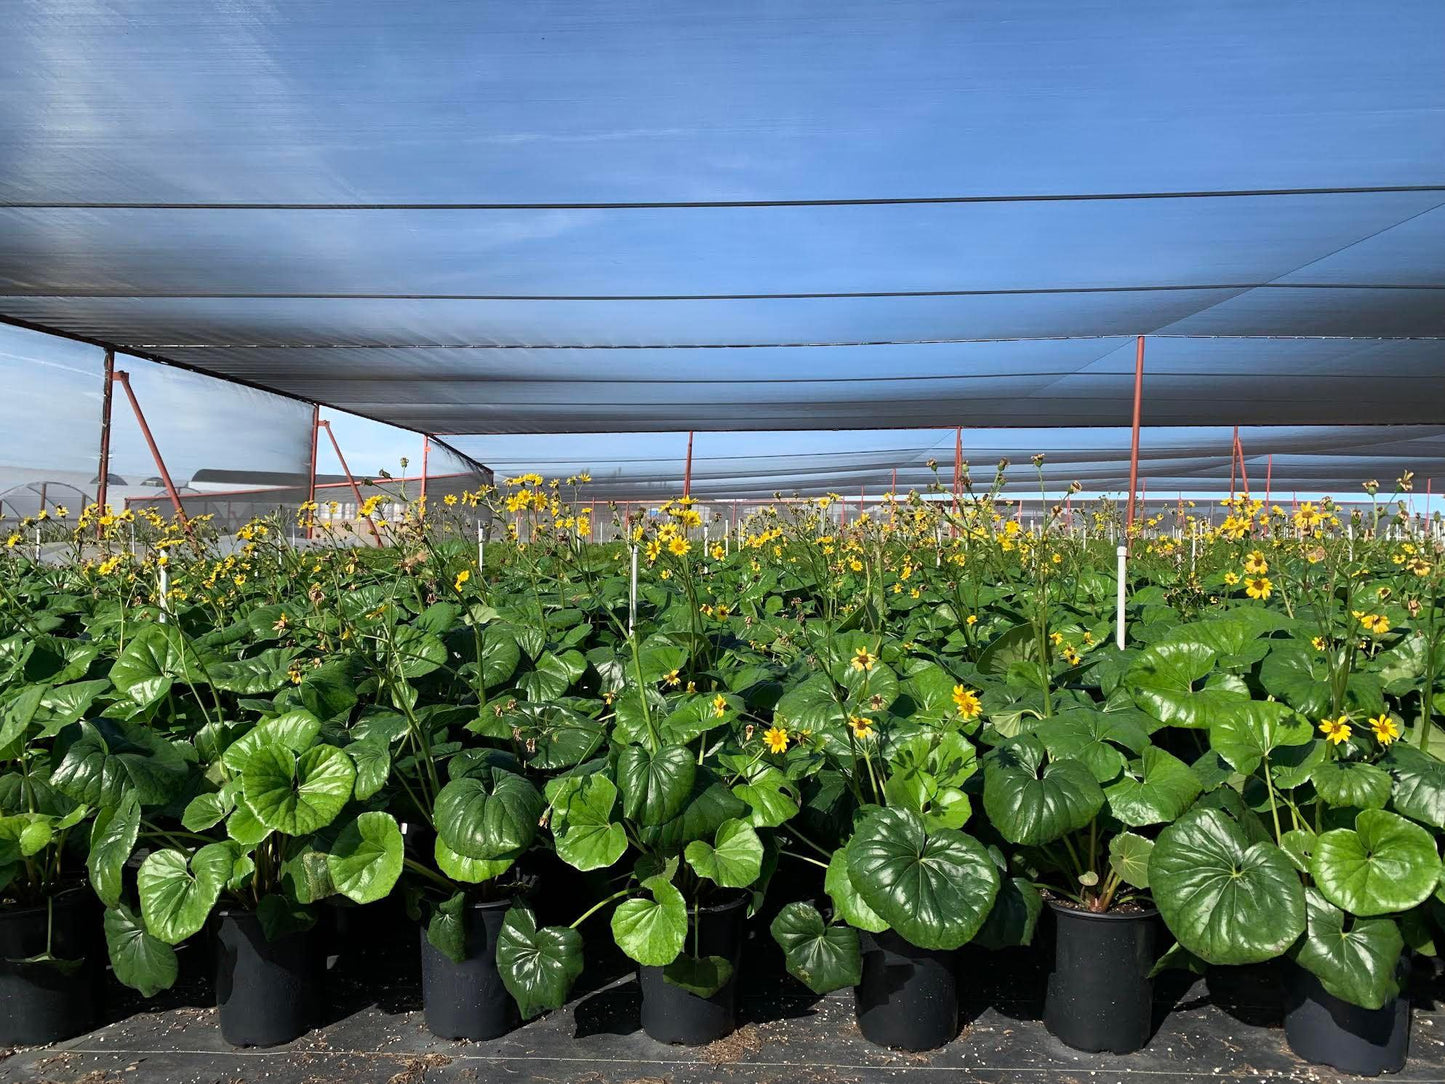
[0,883,94,919]
[694,892,750,915]
[1045,898,1159,921]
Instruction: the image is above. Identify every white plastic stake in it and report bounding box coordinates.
[33,527,41,562]
[476,519,484,571]
[1116,545,1128,650]
[157,560,170,623]
[628,544,639,635]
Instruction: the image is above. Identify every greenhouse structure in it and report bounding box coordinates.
[2,3,1445,1082]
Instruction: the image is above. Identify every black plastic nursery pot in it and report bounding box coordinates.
[855,928,958,1051]
[419,898,518,1041]
[0,887,98,1046]
[1283,961,1410,1077]
[639,894,748,1045]
[1043,899,1158,1055]
[214,908,322,1048]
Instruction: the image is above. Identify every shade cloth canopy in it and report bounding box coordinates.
[2,1,1443,495]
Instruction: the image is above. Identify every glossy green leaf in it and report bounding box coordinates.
[845,807,998,950]
[240,743,355,836]
[972,875,1043,950]
[327,812,403,904]
[433,769,543,862]
[1109,831,1154,889]
[1149,808,1304,965]
[770,902,861,994]
[1312,809,1440,916]
[1125,641,1248,728]
[983,737,1104,846]
[662,953,734,997]
[1104,747,1202,827]
[617,744,696,827]
[137,843,235,944]
[1292,887,1403,1010]
[1208,701,1312,776]
[497,905,585,1018]
[1312,759,1392,810]
[611,875,687,966]
[104,903,178,996]
[684,818,764,888]
[1383,744,1445,829]
[825,846,887,933]
[88,790,140,908]
[550,774,627,871]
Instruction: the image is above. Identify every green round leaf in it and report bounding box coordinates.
[1125,641,1247,728]
[550,775,627,872]
[1104,747,1202,827]
[1208,701,1312,776]
[434,769,543,861]
[104,903,178,996]
[617,744,696,827]
[496,904,586,1019]
[1312,759,1392,810]
[1149,808,1305,965]
[1292,887,1403,1011]
[241,743,355,836]
[845,807,999,950]
[684,818,763,888]
[1109,831,1154,889]
[137,843,235,945]
[611,875,688,966]
[1312,809,1440,916]
[326,812,403,904]
[983,737,1104,846]
[770,902,861,994]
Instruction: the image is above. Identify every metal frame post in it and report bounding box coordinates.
[112,370,196,542]
[95,348,115,532]
[1265,454,1272,510]
[1233,428,1251,494]
[1124,335,1145,540]
[420,435,430,518]
[1230,427,1238,499]
[683,431,694,498]
[305,404,320,539]
[319,420,383,546]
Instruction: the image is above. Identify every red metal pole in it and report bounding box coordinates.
[1125,335,1145,538]
[305,404,320,540]
[320,420,382,546]
[683,431,694,498]
[112,371,195,542]
[1230,428,1237,500]
[95,348,115,534]
[1234,429,1251,493]
[420,435,430,519]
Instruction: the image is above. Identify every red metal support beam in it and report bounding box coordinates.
[1234,428,1251,494]
[95,348,115,534]
[1124,335,1146,540]
[305,404,320,540]
[319,420,382,546]
[112,370,196,544]
[683,431,695,498]
[420,435,430,519]
[1230,426,1238,499]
